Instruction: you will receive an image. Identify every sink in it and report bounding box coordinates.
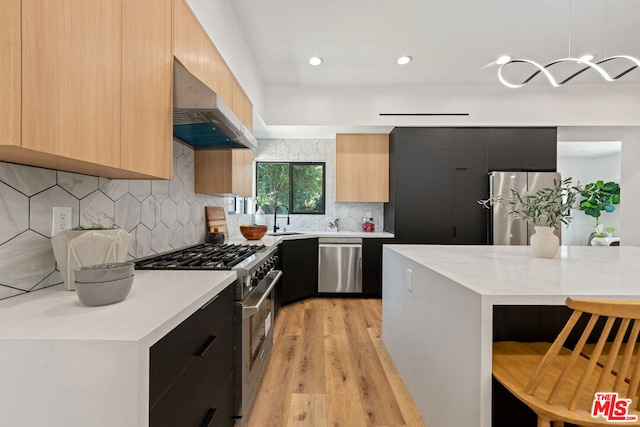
[266,231,303,236]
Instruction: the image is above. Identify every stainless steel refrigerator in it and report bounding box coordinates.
[489,171,561,245]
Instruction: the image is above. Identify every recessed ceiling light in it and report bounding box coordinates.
[397,56,413,65]
[579,54,595,62]
[309,57,323,66]
[496,55,512,65]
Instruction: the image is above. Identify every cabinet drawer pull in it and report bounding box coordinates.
[196,335,217,357]
[201,408,217,427]
[200,294,220,310]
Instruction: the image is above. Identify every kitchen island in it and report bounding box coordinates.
[0,270,236,427]
[382,245,640,427]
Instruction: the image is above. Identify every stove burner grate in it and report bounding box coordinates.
[134,243,266,270]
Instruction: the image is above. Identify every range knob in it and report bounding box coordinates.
[250,275,260,287]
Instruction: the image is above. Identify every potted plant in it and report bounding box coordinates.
[578,180,620,244]
[481,178,579,258]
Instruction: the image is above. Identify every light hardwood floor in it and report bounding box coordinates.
[246,298,426,427]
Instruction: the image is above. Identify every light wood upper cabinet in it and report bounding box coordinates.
[336,134,390,202]
[0,0,21,149]
[21,0,122,168]
[173,0,211,90]
[233,81,254,133]
[173,0,252,132]
[121,0,172,178]
[0,0,172,179]
[243,95,253,133]
[212,49,234,109]
[195,149,253,197]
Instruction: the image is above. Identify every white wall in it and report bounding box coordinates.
[263,83,640,131]
[621,137,640,246]
[557,154,621,246]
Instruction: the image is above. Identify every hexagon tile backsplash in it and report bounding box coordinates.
[0,138,385,301]
[0,141,231,300]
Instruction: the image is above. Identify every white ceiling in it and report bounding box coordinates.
[230,0,640,87]
[191,0,640,138]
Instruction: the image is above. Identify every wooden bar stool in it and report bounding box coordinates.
[493,297,640,426]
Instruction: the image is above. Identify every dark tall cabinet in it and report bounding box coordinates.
[280,238,318,305]
[386,128,454,244]
[454,128,489,244]
[384,127,557,244]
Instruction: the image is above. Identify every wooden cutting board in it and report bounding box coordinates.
[205,206,229,240]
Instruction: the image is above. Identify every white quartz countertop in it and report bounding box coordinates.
[227,230,394,246]
[0,269,236,346]
[386,245,640,300]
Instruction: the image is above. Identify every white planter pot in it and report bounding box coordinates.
[51,229,131,290]
[530,226,559,259]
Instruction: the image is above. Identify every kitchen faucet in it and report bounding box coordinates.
[273,204,290,232]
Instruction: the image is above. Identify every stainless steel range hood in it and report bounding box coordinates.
[173,61,257,150]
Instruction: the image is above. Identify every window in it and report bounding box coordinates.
[256,162,325,214]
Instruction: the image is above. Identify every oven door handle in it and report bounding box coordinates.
[242,270,282,319]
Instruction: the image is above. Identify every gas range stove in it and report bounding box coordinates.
[134,242,279,302]
[135,242,282,425]
[134,243,266,270]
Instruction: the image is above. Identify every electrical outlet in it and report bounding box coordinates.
[405,268,413,291]
[52,207,73,236]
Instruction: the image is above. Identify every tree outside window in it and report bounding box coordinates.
[256,162,325,214]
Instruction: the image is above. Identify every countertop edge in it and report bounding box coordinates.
[228,230,395,246]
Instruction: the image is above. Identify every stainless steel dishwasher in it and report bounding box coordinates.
[318,237,362,293]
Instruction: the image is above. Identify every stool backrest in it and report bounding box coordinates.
[525,297,640,411]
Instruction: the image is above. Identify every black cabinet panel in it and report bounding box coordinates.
[522,127,557,171]
[454,128,488,244]
[149,284,234,407]
[281,238,318,304]
[488,128,522,171]
[395,148,454,243]
[206,374,236,427]
[393,127,454,151]
[150,315,235,427]
[454,128,486,168]
[362,238,395,296]
[384,133,397,233]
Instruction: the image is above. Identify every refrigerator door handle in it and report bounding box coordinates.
[489,172,494,202]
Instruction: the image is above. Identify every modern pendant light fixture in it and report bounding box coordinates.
[497,0,640,88]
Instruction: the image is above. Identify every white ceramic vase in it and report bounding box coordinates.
[530,226,559,258]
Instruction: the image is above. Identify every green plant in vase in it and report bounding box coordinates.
[479,178,580,258]
[578,180,620,234]
[506,178,579,229]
